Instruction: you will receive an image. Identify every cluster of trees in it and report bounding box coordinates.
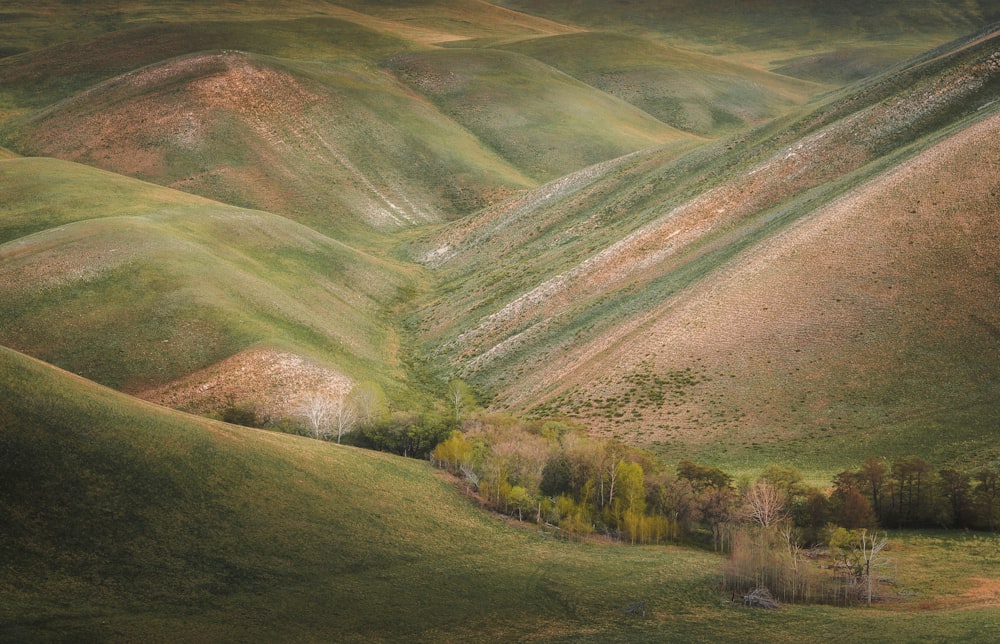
[426,412,1000,606]
[225,380,999,543]
[834,456,1000,531]
[222,377,999,606]
[296,381,464,459]
[432,413,740,545]
[218,379,466,459]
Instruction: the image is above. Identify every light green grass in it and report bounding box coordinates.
[494,31,826,136]
[0,157,418,397]
[384,48,691,182]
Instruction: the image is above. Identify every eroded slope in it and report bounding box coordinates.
[413,28,1000,466]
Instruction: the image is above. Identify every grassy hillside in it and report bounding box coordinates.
[1,50,535,238]
[411,26,1000,472]
[493,31,826,136]
[384,48,692,182]
[0,157,419,416]
[2,346,998,641]
[0,2,696,235]
[497,1,1000,59]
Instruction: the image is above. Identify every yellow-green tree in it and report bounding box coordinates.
[431,430,472,474]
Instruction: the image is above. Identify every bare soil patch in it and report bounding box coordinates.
[136,346,351,421]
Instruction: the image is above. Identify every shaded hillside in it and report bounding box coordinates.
[493,31,825,136]
[3,346,998,641]
[499,0,1000,84]
[0,346,716,642]
[0,158,417,413]
[411,27,1000,469]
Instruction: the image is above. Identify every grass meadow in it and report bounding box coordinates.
[1,2,999,640]
[2,346,999,642]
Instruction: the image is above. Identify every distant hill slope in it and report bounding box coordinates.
[497,1,1000,48]
[498,0,1000,82]
[493,31,825,136]
[0,157,417,414]
[384,48,693,182]
[1,50,534,237]
[412,26,1000,469]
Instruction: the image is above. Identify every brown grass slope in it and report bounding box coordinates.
[1,49,535,238]
[413,27,1000,469]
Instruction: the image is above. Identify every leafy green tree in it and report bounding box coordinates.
[973,467,1000,531]
[540,452,573,497]
[892,455,933,525]
[446,379,476,421]
[858,456,889,522]
[677,459,731,490]
[611,461,645,522]
[794,488,830,546]
[432,430,473,474]
[938,467,972,528]
[831,472,877,529]
[760,465,806,501]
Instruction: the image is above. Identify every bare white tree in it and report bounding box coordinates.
[301,393,336,440]
[859,529,889,607]
[447,379,474,421]
[333,389,358,444]
[742,480,788,528]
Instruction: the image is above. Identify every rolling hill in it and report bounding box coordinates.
[0,1,995,471]
[410,24,1000,470]
[493,31,825,136]
[1,50,535,238]
[0,157,419,418]
[3,345,998,641]
[3,1,1000,640]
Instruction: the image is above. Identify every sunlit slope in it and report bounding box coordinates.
[2,50,534,237]
[384,48,693,182]
[413,27,1000,469]
[0,158,415,405]
[495,32,826,136]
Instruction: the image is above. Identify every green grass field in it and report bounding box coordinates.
[0,157,418,402]
[3,346,999,641]
[1,3,999,639]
